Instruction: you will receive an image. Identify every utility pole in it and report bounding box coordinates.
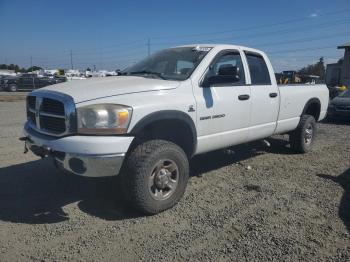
[99,48,103,70]
[30,56,33,71]
[70,50,74,70]
[147,38,151,56]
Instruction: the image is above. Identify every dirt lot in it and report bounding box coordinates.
[0,100,349,261]
[0,92,27,102]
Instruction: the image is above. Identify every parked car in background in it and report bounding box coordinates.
[327,89,350,120]
[53,75,67,84]
[3,73,66,92]
[0,76,6,91]
[1,75,18,91]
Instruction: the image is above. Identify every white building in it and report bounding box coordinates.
[44,69,59,76]
[326,42,350,87]
[0,69,16,76]
[93,70,118,77]
[65,69,83,77]
[338,42,350,87]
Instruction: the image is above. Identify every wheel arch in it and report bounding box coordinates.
[129,110,197,157]
[301,98,321,121]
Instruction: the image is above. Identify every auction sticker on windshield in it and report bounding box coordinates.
[193,46,212,52]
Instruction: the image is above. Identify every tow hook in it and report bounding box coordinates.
[19,136,31,154]
[19,136,51,158]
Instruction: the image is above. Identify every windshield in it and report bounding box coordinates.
[122,47,211,81]
[339,89,350,98]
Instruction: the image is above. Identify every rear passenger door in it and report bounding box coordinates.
[244,51,279,140]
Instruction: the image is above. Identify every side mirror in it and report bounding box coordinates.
[202,65,240,87]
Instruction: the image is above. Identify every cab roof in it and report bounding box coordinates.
[176,44,264,54]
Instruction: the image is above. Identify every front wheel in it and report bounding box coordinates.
[121,140,189,215]
[289,115,316,153]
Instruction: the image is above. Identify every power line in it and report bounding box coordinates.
[270,56,341,61]
[29,33,346,68]
[23,11,350,68]
[55,45,147,59]
[67,40,143,55]
[12,8,350,70]
[271,54,342,58]
[267,45,336,54]
[256,31,350,48]
[57,8,350,57]
[63,20,350,66]
[151,8,350,40]
[151,18,350,47]
[29,42,343,69]
[71,41,145,56]
[33,48,147,65]
[72,51,146,64]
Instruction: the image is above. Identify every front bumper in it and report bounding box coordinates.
[23,124,134,177]
[53,152,125,177]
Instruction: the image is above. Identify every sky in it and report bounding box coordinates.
[0,0,349,72]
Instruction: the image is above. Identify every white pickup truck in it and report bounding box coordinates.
[22,44,329,214]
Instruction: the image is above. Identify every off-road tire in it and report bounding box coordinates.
[290,114,316,153]
[121,140,189,215]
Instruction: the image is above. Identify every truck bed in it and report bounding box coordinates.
[274,84,329,134]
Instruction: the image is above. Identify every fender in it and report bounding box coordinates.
[130,110,197,153]
[301,97,321,120]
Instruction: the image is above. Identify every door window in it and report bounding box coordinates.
[245,52,271,85]
[206,51,246,85]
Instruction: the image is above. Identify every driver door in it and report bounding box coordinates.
[193,50,251,154]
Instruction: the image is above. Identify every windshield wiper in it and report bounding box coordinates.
[128,70,165,79]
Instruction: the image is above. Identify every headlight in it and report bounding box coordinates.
[77,104,132,135]
[328,103,335,109]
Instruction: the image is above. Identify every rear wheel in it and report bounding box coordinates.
[122,140,189,215]
[289,114,316,153]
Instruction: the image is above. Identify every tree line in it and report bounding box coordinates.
[298,57,326,79]
[297,57,343,80]
[0,64,42,73]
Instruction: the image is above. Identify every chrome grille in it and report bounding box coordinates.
[27,110,36,124]
[40,115,66,133]
[27,96,36,109]
[42,98,65,115]
[26,91,76,136]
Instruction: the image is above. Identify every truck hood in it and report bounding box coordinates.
[40,76,180,103]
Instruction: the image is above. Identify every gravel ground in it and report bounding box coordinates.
[0,92,28,102]
[0,101,349,262]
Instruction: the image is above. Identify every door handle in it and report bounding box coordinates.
[269,92,278,98]
[238,94,250,101]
